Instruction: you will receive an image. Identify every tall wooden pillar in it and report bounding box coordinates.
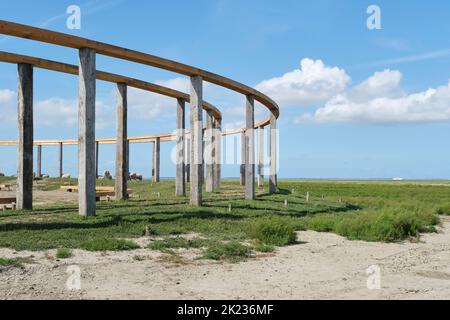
[205,112,214,193]
[269,114,277,194]
[152,138,160,183]
[17,63,33,210]
[240,131,246,186]
[78,47,96,217]
[213,118,222,190]
[176,98,186,196]
[258,127,264,188]
[36,145,42,178]
[190,76,203,206]
[245,95,255,200]
[58,142,63,178]
[115,83,128,200]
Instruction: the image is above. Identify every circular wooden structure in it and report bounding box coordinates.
[0,20,279,216]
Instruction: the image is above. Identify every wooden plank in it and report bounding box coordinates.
[0,51,222,121]
[0,197,16,205]
[0,20,279,118]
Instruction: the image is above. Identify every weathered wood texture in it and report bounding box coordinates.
[269,114,277,194]
[16,63,33,210]
[78,48,96,217]
[176,98,186,196]
[190,76,203,206]
[245,95,255,200]
[115,83,128,200]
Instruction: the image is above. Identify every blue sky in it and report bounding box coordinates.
[1,0,450,179]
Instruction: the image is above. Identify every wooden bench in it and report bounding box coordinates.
[0,197,16,211]
[0,184,12,191]
[61,185,115,192]
[96,191,116,202]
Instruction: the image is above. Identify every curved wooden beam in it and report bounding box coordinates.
[0,51,221,121]
[0,20,279,119]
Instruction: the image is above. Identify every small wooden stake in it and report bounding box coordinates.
[306,192,310,202]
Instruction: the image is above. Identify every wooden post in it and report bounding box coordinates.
[205,112,214,193]
[95,141,99,178]
[152,137,160,183]
[258,127,264,188]
[78,47,96,217]
[185,134,191,183]
[176,98,186,196]
[213,118,222,190]
[269,114,277,194]
[245,95,255,200]
[115,83,128,200]
[190,76,203,206]
[17,63,33,210]
[240,131,246,186]
[58,142,63,178]
[36,144,42,178]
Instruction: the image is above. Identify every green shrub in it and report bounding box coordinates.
[80,238,140,251]
[247,217,296,246]
[334,208,438,242]
[203,242,251,262]
[435,203,450,215]
[56,248,72,259]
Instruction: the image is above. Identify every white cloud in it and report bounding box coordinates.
[0,89,15,125]
[255,58,350,106]
[298,70,450,124]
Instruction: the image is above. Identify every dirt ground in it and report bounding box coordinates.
[1,217,449,300]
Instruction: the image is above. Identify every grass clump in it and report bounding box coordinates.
[148,237,209,252]
[56,248,72,259]
[306,207,439,242]
[0,257,33,268]
[254,243,275,253]
[80,238,140,251]
[435,203,450,215]
[247,217,297,246]
[203,242,251,262]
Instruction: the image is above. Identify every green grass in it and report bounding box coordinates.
[247,216,297,246]
[0,257,33,268]
[148,237,210,251]
[203,242,251,262]
[0,179,447,259]
[56,248,72,259]
[80,238,140,251]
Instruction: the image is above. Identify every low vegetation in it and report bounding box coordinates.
[56,248,72,259]
[0,179,448,262]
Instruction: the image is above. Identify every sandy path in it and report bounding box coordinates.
[1,217,450,300]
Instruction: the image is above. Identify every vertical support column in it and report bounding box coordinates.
[58,142,63,178]
[205,112,214,193]
[269,114,277,194]
[126,140,130,177]
[95,141,99,178]
[78,47,96,217]
[240,131,246,186]
[115,83,128,200]
[17,63,33,210]
[258,127,265,188]
[185,134,191,183]
[36,145,42,178]
[213,118,222,190]
[152,137,160,183]
[176,98,186,196]
[190,76,203,206]
[245,95,255,200]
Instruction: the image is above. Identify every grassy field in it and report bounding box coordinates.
[0,178,449,261]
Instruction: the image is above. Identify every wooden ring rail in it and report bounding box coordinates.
[0,20,279,120]
[0,52,270,147]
